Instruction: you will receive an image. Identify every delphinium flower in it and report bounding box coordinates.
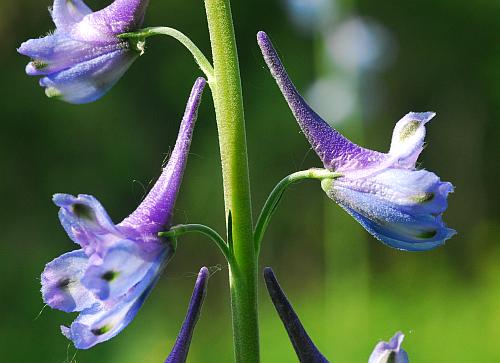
[263,267,329,363]
[18,0,149,104]
[368,332,409,363]
[165,267,210,363]
[41,78,206,349]
[257,31,455,251]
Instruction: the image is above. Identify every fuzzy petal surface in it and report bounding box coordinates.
[81,239,163,300]
[18,0,148,103]
[64,250,167,349]
[51,0,92,30]
[41,249,97,312]
[39,49,137,104]
[53,193,124,263]
[324,168,455,250]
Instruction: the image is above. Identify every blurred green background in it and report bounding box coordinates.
[1,0,500,361]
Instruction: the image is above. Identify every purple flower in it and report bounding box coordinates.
[257,31,455,251]
[264,267,329,363]
[165,267,210,363]
[18,0,149,104]
[41,78,206,349]
[369,332,409,363]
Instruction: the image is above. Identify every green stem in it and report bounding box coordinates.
[159,224,234,265]
[119,27,215,82]
[254,169,340,254]
[204,0,259,361]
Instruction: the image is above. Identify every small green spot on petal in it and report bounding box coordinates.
[418,230,437,239]
[45,87,62,99]
[411,192,435,203]
[101,270,120,282]
[91,325,111,336]
[31,59,48,70]
[71,203,95,221]
[321,178,334,193]
[399,120,420,141]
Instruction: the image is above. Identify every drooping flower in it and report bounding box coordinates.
[257,31,455,251]
[165,267,210,363]
[41,78,206,349]
[369,332,409,363]
[263,267,329,363]
[18,0,150,104]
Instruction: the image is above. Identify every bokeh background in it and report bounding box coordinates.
[2,0,500,361]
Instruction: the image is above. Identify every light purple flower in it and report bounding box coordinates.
[165,267,210,363]
[41,78,206,349]
[258,31,455,251]
[369,332,409,363]
[18,0,149,104]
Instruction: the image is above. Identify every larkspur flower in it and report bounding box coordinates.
[165,267,209,363]
[264,267,329,363]
[18,0,149,104]
[258,31,455,251]
[41,78,206,349]
[369,332,409,363]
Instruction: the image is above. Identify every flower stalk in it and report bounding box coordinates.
[204,0,259,361]
[119,27,215,82]
[254,169,340,254]
[159,224,233,265]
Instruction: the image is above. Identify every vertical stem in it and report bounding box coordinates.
[204,0,259,362]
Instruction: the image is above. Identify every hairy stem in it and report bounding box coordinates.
[204,0,259,361]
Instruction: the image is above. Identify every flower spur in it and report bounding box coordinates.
[41,77,206,349]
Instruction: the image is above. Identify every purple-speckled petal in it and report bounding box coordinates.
[41,249,97,312]
[51,0,92,30]
[263,267,329,363]
[53,194,124,262]
[324,168,456,251]
[165,267,209,363]
[119,78,206,235]
[257,31,388,172]
[63,248,169,349]
[369,332,409,363]
[39,49,137,104]
[81,239,164,300]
